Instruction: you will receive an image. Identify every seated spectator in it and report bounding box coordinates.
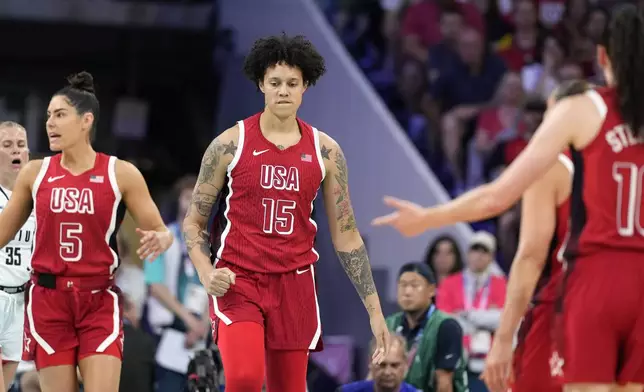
[386,263,467,391]
[145,175,209,392]
[496,0,544,71]
[521,34,565,100]
[556,59,584,83]
[427,5,464,74]
[582,5,609,44]
[475,0,513,45]
[424,235,464,285]
[400,0,484,63]
[339,336,417,392]
[437,231,506,392]
[467,71,525,188]
[433,27,507,192]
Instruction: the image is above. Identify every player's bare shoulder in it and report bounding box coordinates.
[20,160,45,191]
[317,131,345,176]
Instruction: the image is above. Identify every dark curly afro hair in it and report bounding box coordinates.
[243,33,326,89]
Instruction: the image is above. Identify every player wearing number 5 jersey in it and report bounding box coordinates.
[183,34,390,392]
[0,122,35,391]
[0,72,172,392]
[373,5,644,390]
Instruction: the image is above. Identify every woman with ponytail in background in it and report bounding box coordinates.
[0,71,172,392]
[374,4,644,391]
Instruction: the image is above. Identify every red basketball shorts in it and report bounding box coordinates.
[23,282,124,370]
[556,253,644,384]
[511,302,560,392]
[209,259,323,351]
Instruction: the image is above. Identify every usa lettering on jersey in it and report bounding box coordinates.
[50,188,95,214]
[259,164,300,236]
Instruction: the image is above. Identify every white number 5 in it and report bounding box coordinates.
[60,222,83,262]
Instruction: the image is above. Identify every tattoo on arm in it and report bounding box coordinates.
[326,146,357,233]
[337,244,377,304]
[182,137,236,256]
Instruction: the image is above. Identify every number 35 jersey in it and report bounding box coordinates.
[0,186,35,286]
[212,113,326,273]
[564,87,644,260]
[31,153,126,277]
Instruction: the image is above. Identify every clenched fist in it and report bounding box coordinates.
[201,267,236,297]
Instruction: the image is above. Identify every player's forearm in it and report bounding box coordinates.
[422,183,506,230]
[495,257,543,341]
[334,236,382,317]
[182,221,214,279]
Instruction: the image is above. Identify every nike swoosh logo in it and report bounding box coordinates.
[445,354,454,359]
[253,149,269,156]
[47,175,65,183]
[296,267,310,275]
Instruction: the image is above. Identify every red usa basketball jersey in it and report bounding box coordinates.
[214,113,326,273]
[31,153,127,277]
[564,87,644,260]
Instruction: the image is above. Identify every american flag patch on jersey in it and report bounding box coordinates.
[90,175,104,183]
[301,153,312,162]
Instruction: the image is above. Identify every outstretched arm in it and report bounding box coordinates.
[0,160,39,249]
[320,134,382,316]
[117,160,173,260]
[373,94,599,235]
[182,127,236,281]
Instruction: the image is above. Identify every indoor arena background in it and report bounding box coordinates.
[0,0,624,390]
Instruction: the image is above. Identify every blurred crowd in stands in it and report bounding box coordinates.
[325,0,621,269]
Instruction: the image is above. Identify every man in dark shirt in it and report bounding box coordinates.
[119,295,156,392]
[386,263,467,391]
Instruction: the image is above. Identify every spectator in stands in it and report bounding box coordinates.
[340,335,417,392]
[333,0,386,68]
[400,0,484,63]
[486,98,546,268]
[467,71,524,188]
[393,60,432,155]
[473,0,513,45]
[583,5,609,44]
[386,263,468,392]
[119,294,156,392]
[496,0,544,71]
[437,231,506,392]
[427,5,464,74]
[556,59,584,82]
[144,175,209,392]
[521,34,565,100]
[434,27,506,193]
[424,235,463,286]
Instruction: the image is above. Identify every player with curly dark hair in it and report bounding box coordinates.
[183,33,390,391]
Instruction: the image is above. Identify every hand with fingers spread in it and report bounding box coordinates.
[370,312,391,365]
[371,196,430,237]
[481,336,514,392]
[201,267,236,297]
[136,228,173,261]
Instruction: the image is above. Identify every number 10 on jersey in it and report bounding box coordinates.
[262,198,296,235]
[613,162,644,237]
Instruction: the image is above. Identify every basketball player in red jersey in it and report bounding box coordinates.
[0,72,172,392]
[481,81,591,392]
[374,5,644,391]
[183,34,390,392]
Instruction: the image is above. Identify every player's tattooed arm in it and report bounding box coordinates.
[183,126,238,276]
[320,134,381,317]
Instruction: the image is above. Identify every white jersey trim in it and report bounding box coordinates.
[210,259,232,325]
[215,121,246,260]
[557,154,574,175]
[30,157,51,279]
[106,156,122,275]
[26,284,55,355]
[585,90,608,121]
[311,127,326,182]
[96,288,121,352]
